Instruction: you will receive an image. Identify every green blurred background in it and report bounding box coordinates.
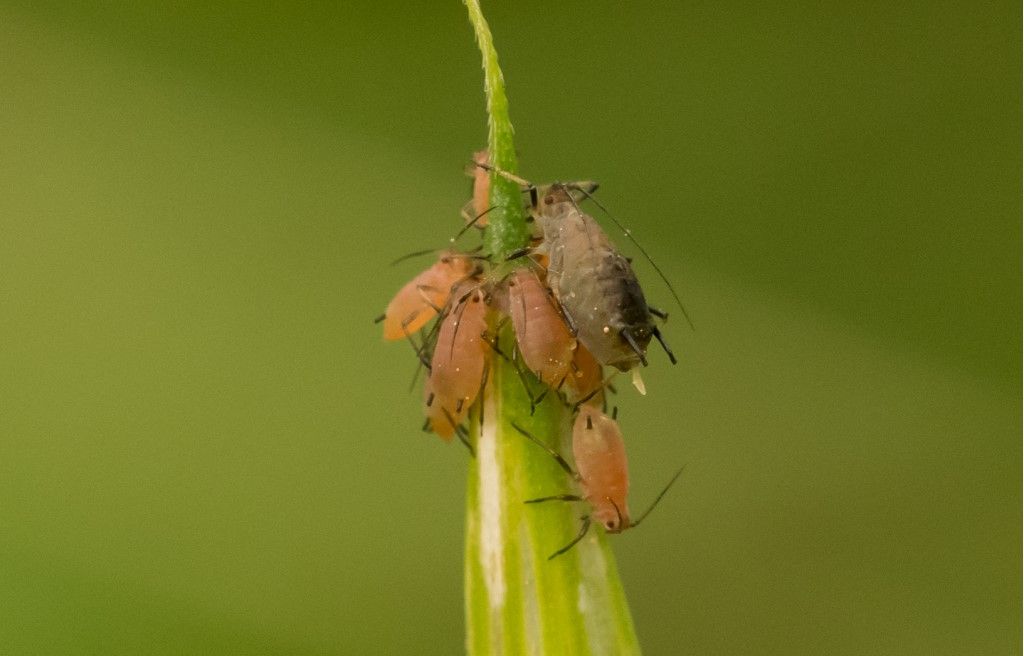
[1,2,1019,654]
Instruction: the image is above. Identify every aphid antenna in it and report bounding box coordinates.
[548,516,592,560]
[510,421,580,482]
[568,186,696,331]
[412,286,445,315]
[445,286,478,361]
[629,465,686,529]
[452,205,498,243]
[389,248,438,267]
[608,497,625,531]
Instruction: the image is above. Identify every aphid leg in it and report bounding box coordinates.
[402,325,432,372]
[611,406,618,420]
[629,466,686,528]
[477,360,491,406]
[648,305,669,321]
[510,422,580,481]
[505,247,533,261]
[481,331,510,361]
[572,387,602,412]
[373,313,385,324]
[421,418,431,432]
[525,494,583,504]
[474,162,537,208]
[651,325,678,365]
[620,328,649,367]
[442,407,475,458]
[455,425,476,458]
[548,516,593,561]
[532,375,566,409]
[553,296,578,336]
[509,351,538,414]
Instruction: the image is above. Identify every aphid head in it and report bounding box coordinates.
[537,184,575,217]
[596,497,630,534]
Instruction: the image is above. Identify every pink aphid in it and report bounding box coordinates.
[424,284,491,440]
[381,252,475,341]
[572,406,631,532]
[566,341,604,406]
[514,405,683,559]
[470,150,491,225]
[507,268,576,389]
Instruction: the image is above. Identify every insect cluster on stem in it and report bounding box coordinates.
[377,152,685,558]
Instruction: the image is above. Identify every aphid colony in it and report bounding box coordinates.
[378,153,683,558]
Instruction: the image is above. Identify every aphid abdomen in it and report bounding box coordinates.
[383,253,473,341]
[508,269,575,388]
[424,286,490,439]
[566,342,604,404]
[544,203,654,372]
[572,406,631,531]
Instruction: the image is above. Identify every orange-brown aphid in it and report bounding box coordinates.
[514,406,683,559]
[381,252,475,341]
[468,150,491,226]
[424,283,491,439]
[566,341,604,405]
[507,267,576,389]
[572,406,632,532]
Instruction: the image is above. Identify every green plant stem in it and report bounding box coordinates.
[462,2,642,654]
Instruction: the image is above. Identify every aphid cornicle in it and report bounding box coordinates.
[507,267,576,389]
[380,252,475,341]
[513,406,684,559]
[424,282,490,440]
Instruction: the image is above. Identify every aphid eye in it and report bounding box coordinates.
[544,195,554,205]
[605,520,616,530]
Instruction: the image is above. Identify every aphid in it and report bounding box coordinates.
[506,267,576,389]
[477,165,682,381]
[535,185,675,374]
[424,282,491,440]
[379,252,476,341]
[566,341,604,406]
[464,149,491,227]
[513,406,684,559]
